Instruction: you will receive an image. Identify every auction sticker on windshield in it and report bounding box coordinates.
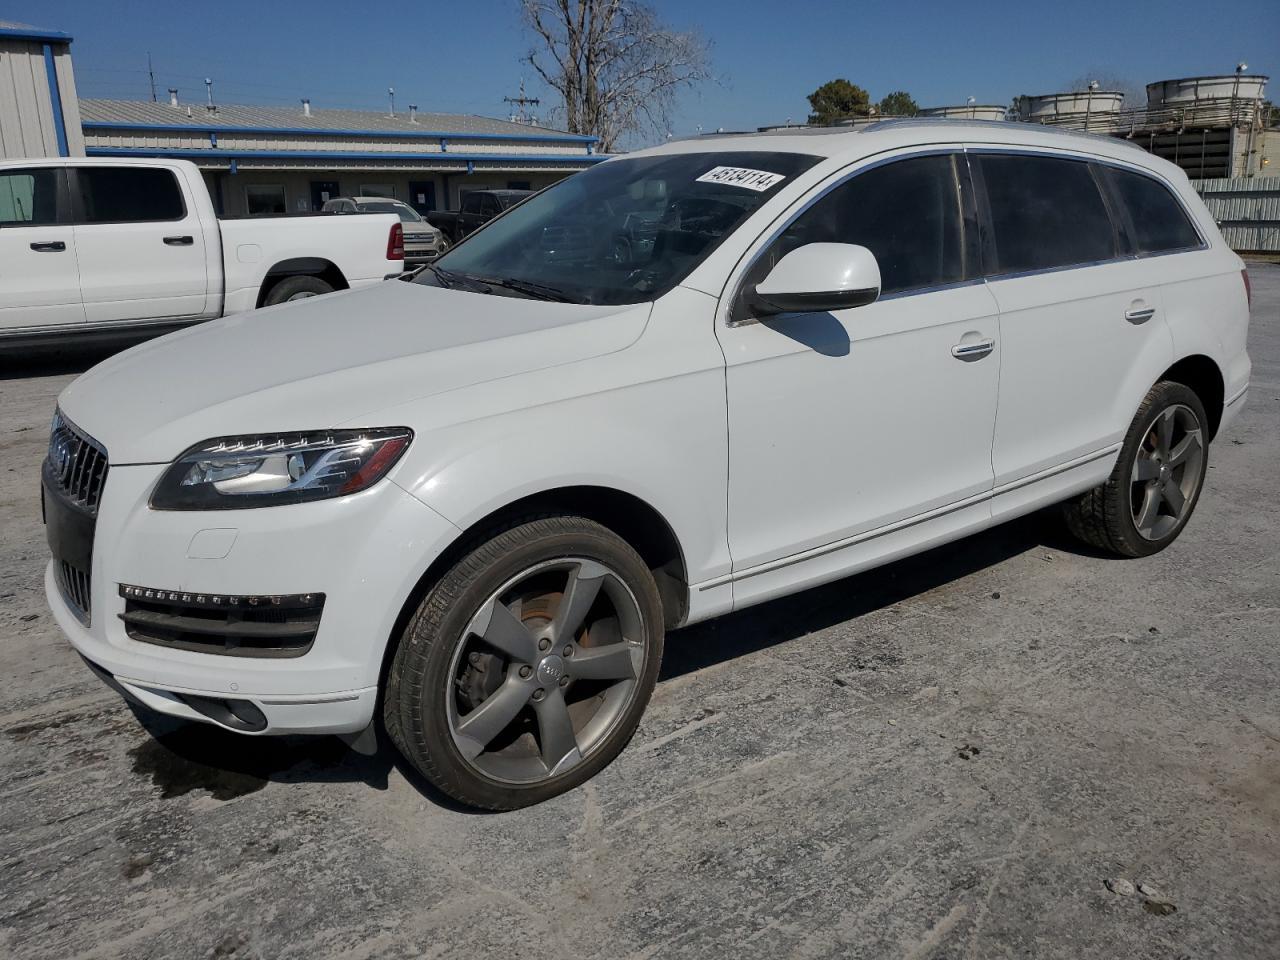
[695,166,787,192]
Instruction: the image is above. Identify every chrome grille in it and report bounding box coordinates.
[47,410,109,515]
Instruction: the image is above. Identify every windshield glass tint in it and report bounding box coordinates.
[362,200,420,221]
[421,152,820,305]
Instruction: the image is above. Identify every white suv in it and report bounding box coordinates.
[43,121,1251,809]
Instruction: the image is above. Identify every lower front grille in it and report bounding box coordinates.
[56,560,92,623]
[118,585,325,658]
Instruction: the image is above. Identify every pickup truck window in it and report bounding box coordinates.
[461,194,482,215]
[423,151,821,306]
[75,167,186,224]
[0,169,61,225]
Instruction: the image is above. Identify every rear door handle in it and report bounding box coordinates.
[1125,307,1156,324]
[951,338,995,361]
[163,235,194,246]
[30,241,66,252]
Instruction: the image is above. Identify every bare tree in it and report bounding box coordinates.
[521,0,712,152]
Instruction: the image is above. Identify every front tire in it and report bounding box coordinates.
[384,515,664,810]
[1063,380,1209,557]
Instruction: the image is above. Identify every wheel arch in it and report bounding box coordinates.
[1159,354,1225,439]
[256,257,349,307]
[378,484,690,707]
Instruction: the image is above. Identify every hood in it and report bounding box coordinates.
[60,280,648,464]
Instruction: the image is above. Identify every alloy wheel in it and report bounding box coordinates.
[1129,403,1204,541]
[444,557,646,785]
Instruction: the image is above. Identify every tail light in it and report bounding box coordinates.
[387,222,404,261]
[1242,268,1251,308]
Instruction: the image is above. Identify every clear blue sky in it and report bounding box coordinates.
[10,0,1278,145]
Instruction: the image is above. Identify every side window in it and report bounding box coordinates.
[976,154,1116,274]
[480,196,500,217]
[461,194,481,214]
[0,168,62,226]
[1104,167,1202,254]
[744,154,969,302]
[76,167,186,223]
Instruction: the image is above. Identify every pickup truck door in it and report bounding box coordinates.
[0,166,85,330]
[70,165,210,324]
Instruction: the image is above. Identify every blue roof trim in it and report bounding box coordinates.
[0,26,73,43]
[82,120,597,145]
[85,146,609,164]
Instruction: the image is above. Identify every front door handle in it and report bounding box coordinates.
[1125,307,1156,325]
[951,338,995,361]
[164,235,194,246]
[30,241,66,252]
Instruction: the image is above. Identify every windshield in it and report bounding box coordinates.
[418,151,820,305]
[361,200,421,222]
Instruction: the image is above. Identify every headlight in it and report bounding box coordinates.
[151,428,412,510]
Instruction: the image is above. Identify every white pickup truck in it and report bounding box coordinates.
[0,157,404,349]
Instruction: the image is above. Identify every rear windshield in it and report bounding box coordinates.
[420,151,821,305]
[359,200,421,222]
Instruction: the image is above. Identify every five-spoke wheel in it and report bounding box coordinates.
[384,516,663,810]
[1064,380,1210,557]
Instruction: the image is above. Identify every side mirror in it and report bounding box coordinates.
[750,243,881,318]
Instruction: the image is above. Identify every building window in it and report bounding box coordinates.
[507,180,532,191]
[245,184,287,217]
[360,183,396,198]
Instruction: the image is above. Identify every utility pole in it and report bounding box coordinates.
[504,79,540,125]
[147,52,156,102]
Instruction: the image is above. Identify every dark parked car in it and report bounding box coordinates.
[427,189,533,242]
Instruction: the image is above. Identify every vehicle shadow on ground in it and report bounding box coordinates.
[121,507,1096,810]
[0,345,125,381]
[658,507,1105,681]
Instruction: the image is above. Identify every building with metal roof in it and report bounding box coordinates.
[1,22,604,217]
[78,94,604,216]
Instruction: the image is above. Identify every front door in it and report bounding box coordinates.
[718,153,1000,582]
[310,180,341,212]
[0,166,84,331]
[408,180,436,215]
[71,165,210,324]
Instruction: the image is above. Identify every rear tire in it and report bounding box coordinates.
[384,515,664,810]
[1063,380,1209,557]
[263,275,334,306]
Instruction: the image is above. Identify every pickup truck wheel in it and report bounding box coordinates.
[1063,381,1208,557]
[384,515,664,810]
[264,275,334,305]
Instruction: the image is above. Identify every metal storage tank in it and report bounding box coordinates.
[1015,90,1125,129]
[0,20,85,158]
[917,105,1010,121]
[1146,74,1268,107]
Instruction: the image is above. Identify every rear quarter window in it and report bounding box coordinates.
[1103,167,1202,254]
[977,154,1116,275]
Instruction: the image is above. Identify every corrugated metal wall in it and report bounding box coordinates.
[0,39,82,158]
[1194,176,1280,252]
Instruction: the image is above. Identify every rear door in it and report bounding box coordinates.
[972,150,1171,487]
[71,165,210,324]
[0,166,84,330]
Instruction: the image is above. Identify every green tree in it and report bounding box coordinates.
[807,78,870,125]
[876,90,918,117]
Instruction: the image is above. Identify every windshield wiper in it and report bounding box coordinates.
[462,275,578,303]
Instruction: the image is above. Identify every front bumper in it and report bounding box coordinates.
[45,461,460,735]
